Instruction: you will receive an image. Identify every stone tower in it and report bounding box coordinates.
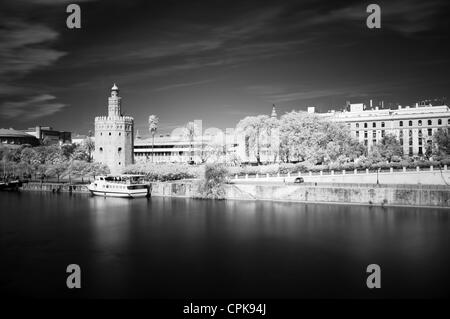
[94,84,134,174]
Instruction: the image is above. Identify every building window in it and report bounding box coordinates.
[372,122,376,128]
[119,133,121,136]
[399,121,403,127]
[109,132,111,136]
[438,119,442,125]
[409,147,413,156]
[119,162,121,165]
[428,128,432,136]
[418,147,423,155]
[381,130,385,137]
[364,123,368,128]
[373,132,376,138]
[364,132,368,138]
[99,147,103,152]
[418,120,422,126]
[118,147,122,152]
[409,130,412,136]
[356,123,359,128]
[400,139,403,145]
[409,120,413,126]
[381,122,385,128]
[356,131,359,137]
[428,120,432,125]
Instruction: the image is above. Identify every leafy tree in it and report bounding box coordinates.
[46,162,68,182]
[237,115,270,165]
[84,137,95,162]
[433,128,450,156]
[278,111,364,164]
[372,134,403,162]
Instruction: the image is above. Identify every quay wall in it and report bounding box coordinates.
[21,182,89,193]
[150,182,450,208]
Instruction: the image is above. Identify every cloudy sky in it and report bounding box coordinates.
[0,0,449,136]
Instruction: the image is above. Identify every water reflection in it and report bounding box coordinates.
[0,192,449,298]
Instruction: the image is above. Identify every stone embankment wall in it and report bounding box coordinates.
[150,182,450,208]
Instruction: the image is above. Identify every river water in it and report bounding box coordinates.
[0,192,449,298]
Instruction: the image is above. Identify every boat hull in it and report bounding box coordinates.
[89,189,149,198]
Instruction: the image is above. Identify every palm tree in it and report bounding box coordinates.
[185,121,197,164]
[148,115,159,163]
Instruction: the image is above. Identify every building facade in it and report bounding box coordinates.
[24,126,71,145]
[94,84,134,174]
[322,102,450,156]
[0,128,39,146]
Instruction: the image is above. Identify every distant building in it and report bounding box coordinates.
[94,84,134,174]
[24,126,71,145]
[0,128,39,147]
[134,133,239,164]
[311,101,450,156]
[72,134,95,145]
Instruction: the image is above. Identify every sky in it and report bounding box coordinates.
[0,0,449,136]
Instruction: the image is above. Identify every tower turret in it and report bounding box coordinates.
[108,83,122,117]
[271,104,277,118]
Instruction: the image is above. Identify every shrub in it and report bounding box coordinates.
[196,164,229,199]
[123,163,201,181]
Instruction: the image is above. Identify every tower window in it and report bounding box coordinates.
[418,120,422,126]
[399,121,403,127]
[438,119,442,125]
[428,120,432,125]
[99,147,103,152]
[118,147,122,152]
[109,132,111,136]
[364,123,368,128]
[381,122,385,128]
[409,121,413,126]
[372,122,376,128]
[119,132,121,136]
[119,162,121,165]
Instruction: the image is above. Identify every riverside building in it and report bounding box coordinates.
[316,101,450,156]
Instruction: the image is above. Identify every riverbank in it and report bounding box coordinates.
[19,181,450,208]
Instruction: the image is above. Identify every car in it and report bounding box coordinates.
[294,177,304,184]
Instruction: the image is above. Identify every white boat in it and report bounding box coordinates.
[87,175,150,198]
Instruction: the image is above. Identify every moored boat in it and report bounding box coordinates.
[87,174,150,198]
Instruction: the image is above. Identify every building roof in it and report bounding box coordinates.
[0,128,37,138]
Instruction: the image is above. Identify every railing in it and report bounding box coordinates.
[231,165,448,180]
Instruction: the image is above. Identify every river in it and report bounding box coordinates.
[0,192,449,298]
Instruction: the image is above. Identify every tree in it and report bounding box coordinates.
[278,111,363,164]
[46,162,67,182]
[433,128,450,156]
[372,134,403,162]
[148,115,159,163]
[237,115,270,165]
[84,137,95,162]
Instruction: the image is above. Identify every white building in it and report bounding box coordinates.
[315,101,450,156]
[94,84,134,173]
